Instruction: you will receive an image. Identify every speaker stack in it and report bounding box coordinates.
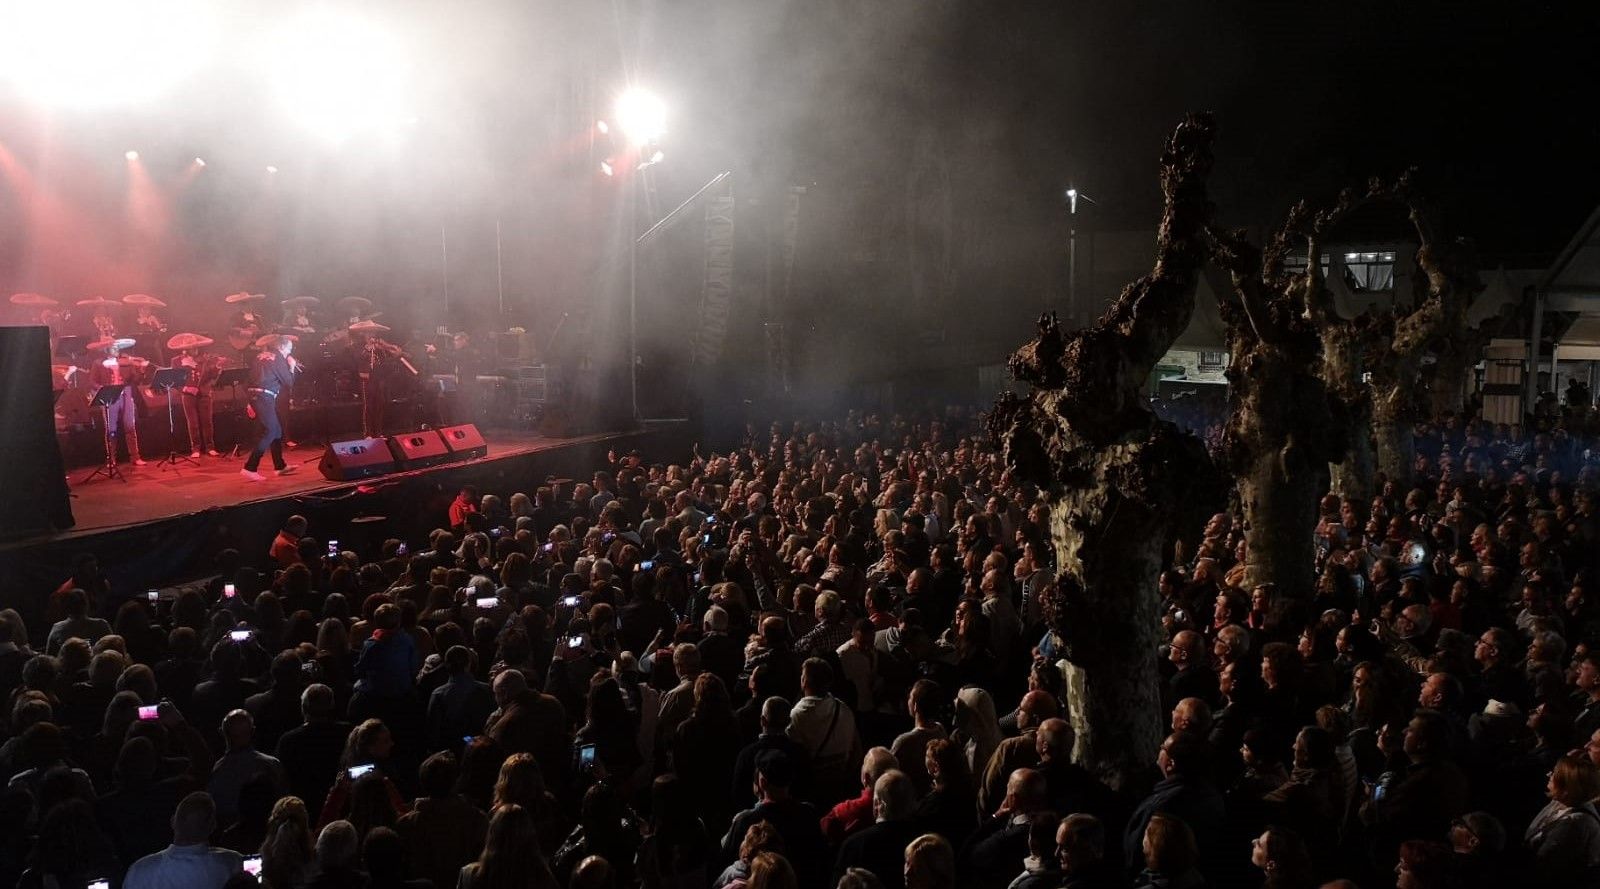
[318,424,488,482]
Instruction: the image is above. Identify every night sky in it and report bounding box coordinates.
[930,0,1600,262]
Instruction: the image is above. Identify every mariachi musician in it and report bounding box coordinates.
[8,293,63,351]
[348,320,415,438]
[87,336,150,466]
[225,292,270,356]
[169,332,225,457]
[241,335,300,481]
[78,297,120,340]
[126,294,168,334]
[281,296,319,336]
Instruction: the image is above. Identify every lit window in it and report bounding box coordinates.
[1342,251,1396,292]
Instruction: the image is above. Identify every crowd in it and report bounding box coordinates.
[3,406,1600,889]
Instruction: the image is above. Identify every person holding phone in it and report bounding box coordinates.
[425,646,496,751]
[319,720,409,830]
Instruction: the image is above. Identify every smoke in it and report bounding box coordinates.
[2,0,1596,418]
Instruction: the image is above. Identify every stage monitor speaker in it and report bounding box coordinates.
[438,424,488,460]
[319,437,398,481]
[0,326,74,536]
[387,429,453,470]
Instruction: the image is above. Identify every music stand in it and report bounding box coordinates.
[214,367,250,459]
[82,385,128,483]
[152,366,197,469]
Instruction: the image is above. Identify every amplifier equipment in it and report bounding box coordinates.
[387,429,453,470]
[438,423,488,460]
[318,437,397,481]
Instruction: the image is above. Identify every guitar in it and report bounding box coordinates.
[227,324,264,350]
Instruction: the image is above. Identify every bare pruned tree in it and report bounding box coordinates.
[987,114,1222,788]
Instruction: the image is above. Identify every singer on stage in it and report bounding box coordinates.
[241,335,301,481]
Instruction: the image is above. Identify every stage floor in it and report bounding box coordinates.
[54,429,621,539]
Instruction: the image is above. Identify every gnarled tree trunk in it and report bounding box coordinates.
[989,114,1222,789]
[1209,205,1351,597]
[1355,178,1482,489]
[1371,395,1414,485]
[1321,321,1377,503]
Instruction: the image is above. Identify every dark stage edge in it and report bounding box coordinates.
[0,422,693,643]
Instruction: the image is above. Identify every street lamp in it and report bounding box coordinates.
[1065,187,1096,323]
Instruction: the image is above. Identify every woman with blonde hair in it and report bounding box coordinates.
[492,752,566,855]
[745,851,798,889]
[903,834,954,889]
[713,820,784,889]
[259,796,314,889]
[460,803,559,889]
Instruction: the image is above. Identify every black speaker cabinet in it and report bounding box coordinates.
[438,424,488,460]
[387,429,453,470]
[0,326,74,535]
[318,437,398,481]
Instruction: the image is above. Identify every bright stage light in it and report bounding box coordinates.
[596,120,610,135]
[266,166,279,174]
[125,150,140,161]
[600,160,615,177]
[193,157,206,167]
[0,1,217,109]
[268,9,414,144]
[614,88,666,145]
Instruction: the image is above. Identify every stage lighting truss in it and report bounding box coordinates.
[266,8,416,144]
[0,0,218,109]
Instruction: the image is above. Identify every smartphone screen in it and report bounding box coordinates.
[243,856,263,877]
[328,540,340,557]
[138,704,160,721]
[562,595,579,607]
[476,596,499,609]
[397,542,408,556]
[542,542,554,552]
[147,589,159,603]
[348,763,375,779]
[88,880,110,889]
[224,583,236,599]
[230,629,251,642]
[579,743,597,770]
[567,634,585,649]
[639,560,655,571]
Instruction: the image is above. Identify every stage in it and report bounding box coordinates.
[56,429,612,537]
[0,421,693,644]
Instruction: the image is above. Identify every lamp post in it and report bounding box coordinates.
[1066,187,1095,324]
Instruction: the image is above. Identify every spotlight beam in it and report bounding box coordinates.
[614,88,666,145]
